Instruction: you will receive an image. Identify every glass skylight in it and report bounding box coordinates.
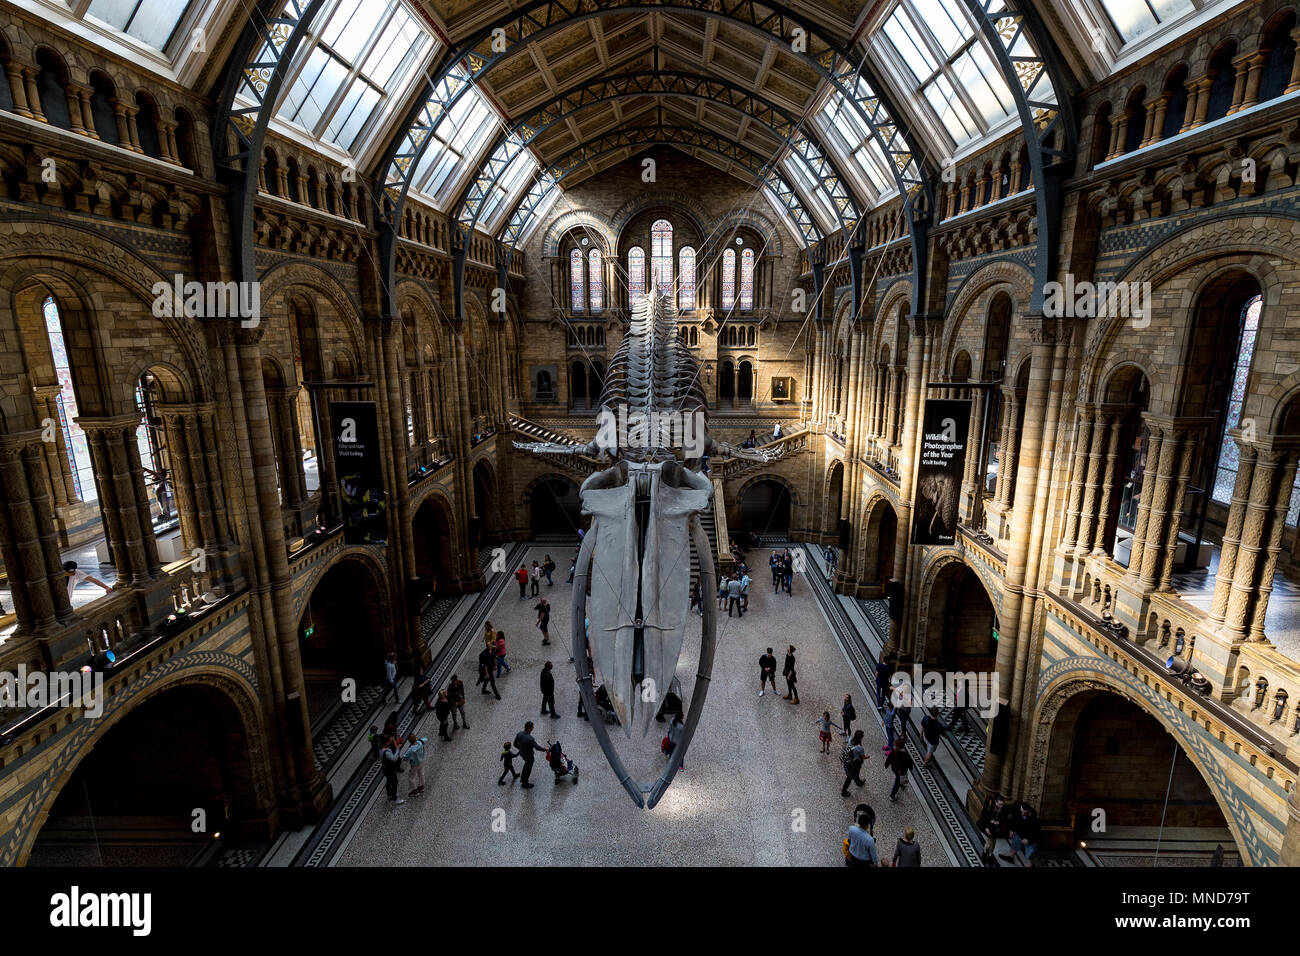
[85,0,192,51]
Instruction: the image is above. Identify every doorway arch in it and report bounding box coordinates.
[529,475,581,534]
[739,477,793,536]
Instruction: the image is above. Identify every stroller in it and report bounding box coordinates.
[546,740,579,784]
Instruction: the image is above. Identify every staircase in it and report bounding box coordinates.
[509,415,586,447]
[690,477,732,587]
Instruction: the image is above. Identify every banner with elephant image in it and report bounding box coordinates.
[911,398,971,546]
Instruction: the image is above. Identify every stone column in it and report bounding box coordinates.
[1155,426,1206,590]
[1090,415,1123,553]
[1141,93,1171,148]
[0,429,73,637]
[22,67,44,122]
[78,415,152,584]
[961,388,987,521]
[1060,404,1095,551]
[1233,51,1267,113]
[4,61,32,118]
[1125,422,1166,580]
[975,317,1058,802]
[995,389,1021,509]
[1248,448,1300,641]
[1224,447,1289,639]
[1289,26,1300,94]
[1105,110,1130,160]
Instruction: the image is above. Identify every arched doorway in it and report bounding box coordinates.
[861,497,898,593]
[412,497,455,591]
[298,557,389,731]
[824,462,844,538]
[471,460,498,549]
[740,478,792,537]
[1040,689,1237,862]
[922,561,998,676]
[28,684,264,866]
[530,477,581,534]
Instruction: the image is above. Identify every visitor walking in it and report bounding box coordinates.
[921,707,951,767]
[717,573,729,610]
[770,551,780,591]
[530,560,542,596]
[758,648,779,697]
[514,721,544,788]
[535,597,552,645]
[484,619,496,652]
[886,741,914,802]
[448,674,468,730]
[403,733,428,796]
[739,568,751,612]
[543,554,555,586]
[883,700,898,753]
[845,811,877,866]
[978,793,1007,865]
[781,550,793,595]
[380,735,404,805]
[412,672,434,714]
[892,828,921,867]
[875,657,891,708]
[434,689,453,741]
[841,694,856,738]
[498,741,520,785]
[840,729,868,796]
[726,574,744,617]
[689,579,701,616]
[540,661,559,717]
[495,631,511,675]
[782,645,799,704]
[515,564,529,599]
[477,644,501,699]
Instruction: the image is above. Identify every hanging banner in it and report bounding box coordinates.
[911,398,971,546]
[330,401,388,545]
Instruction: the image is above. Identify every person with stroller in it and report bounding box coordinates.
[513,721,545,788]
[545,739,579,783]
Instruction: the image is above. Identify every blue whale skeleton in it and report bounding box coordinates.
[514,281,783,807]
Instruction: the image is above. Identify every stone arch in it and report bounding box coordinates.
[1079,219,1293,400]
[541,208,618,257]
[609,190,711,241]
[709,206,784,257]
[942,259,1033,373]
[0,223,212,411]
[913,551,1000,671]
[256,260,366,366]
[412,491,458,592]
[1028,668,1268,865]
[11,660,270,866]
[858,493,898,592]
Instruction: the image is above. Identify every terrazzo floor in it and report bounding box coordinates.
[336,545,950,867]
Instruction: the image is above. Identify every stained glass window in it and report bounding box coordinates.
[588,249,603,312]
[44,296,95,503]
[721,248,736,310]
[678,247,696,311]
[628,247,646,298]
[570,248,585,312]
[650,219,673,289]
[739,248,755,311]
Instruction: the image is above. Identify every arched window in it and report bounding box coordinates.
[135,373,171,524]
[628,246,646,298]
[570,248,585,312]
[44,296,95,503]
[678,246,696,311]
[1214,294,1263,503]
[739,248,755,311]
[650,219,673,288]
[588,249,603,312]
[721,248,736,309]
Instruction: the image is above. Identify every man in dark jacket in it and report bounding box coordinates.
[978,793,1006,864]
[477,645,500,699]
[921,707,951,767]
[758,648,778,697]
[1001,801,1041,866]
[782,646,799,704]
[513,721,544,788]
[885,741,915,802]
[434,689,453,741]
[540,661,559,717]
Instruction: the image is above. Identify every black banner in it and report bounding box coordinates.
[911,398,971,546]
[329,401,387,545]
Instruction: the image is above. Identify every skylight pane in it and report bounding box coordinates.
[910,0,968,57]
[87,0,191,51]
[954,46,1014,126]
[925,74,979,142]
[363,13,418,87]
[1100,0,1159,41]
[884,10,937,84]
[324,0,375,62]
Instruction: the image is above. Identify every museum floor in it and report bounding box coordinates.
[332,545,953,867]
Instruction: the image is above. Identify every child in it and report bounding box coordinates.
[813,711,840,753]
[498,741,520,785]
